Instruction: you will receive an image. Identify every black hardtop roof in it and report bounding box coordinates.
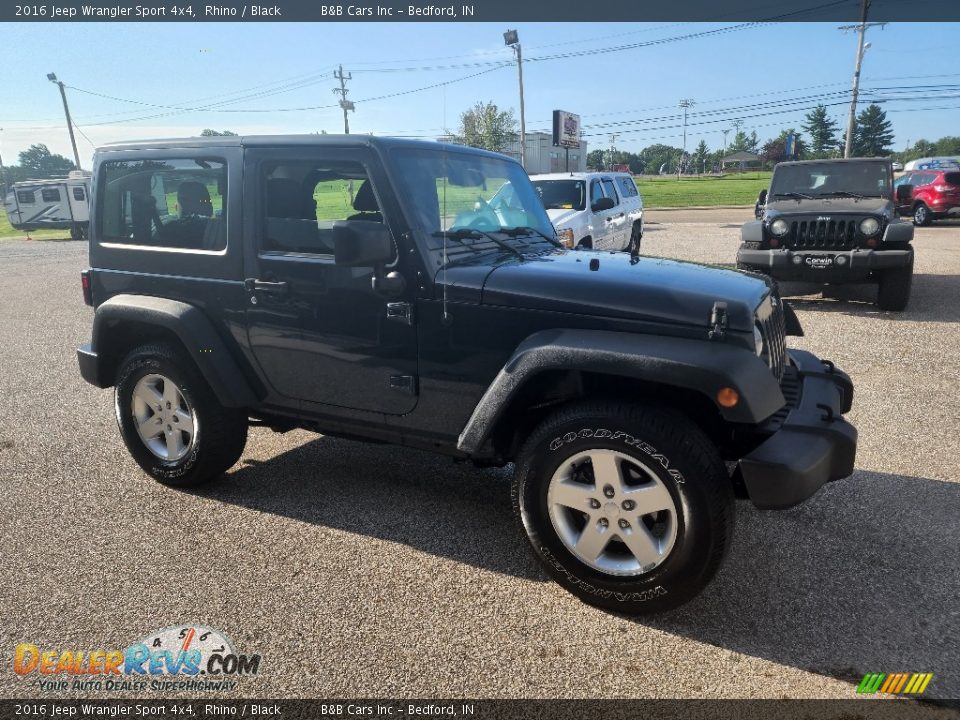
[97,134,515,162]
[775,157,892,167]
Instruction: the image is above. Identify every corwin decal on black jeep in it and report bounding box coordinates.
[548,428,686,484]
[540,546,668,602]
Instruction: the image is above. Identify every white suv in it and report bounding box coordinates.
[530,172,644,252]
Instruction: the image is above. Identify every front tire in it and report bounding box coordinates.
[624,222,643,254]
[114,343,248,487]
[876,257,913,311]
[512,402,734,614]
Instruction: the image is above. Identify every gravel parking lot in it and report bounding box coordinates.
[0,211,957,702]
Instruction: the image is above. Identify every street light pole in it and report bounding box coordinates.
[504,30,526,169]
[47,73,82,170]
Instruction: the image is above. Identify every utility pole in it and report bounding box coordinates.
[608,133,619,171]
[333,65,354,134]
[504,30,526,169]
[721,128,730,172]
[678,99,695,178]
[840,1,886,158]
[46,73,82,170]
[0,128,6,199]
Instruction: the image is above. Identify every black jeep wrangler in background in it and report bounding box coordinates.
[77,136,857,613]
[737,158,914,311]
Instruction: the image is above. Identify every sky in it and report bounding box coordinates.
[1,21,958,168]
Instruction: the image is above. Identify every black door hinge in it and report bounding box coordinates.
[386,302,414,326]
[708,301,728,340]
[389,375,417,395]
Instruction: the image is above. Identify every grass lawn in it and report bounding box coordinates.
[636,172,771,208]
[0,210,71,241]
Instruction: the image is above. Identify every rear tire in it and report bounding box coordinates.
[512,402,734,614]
[876,257,913,311]
[114,343,248,487]
[912,202,932,227]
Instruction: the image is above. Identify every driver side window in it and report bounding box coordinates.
[260,160,383,256]
[590,180,604,207]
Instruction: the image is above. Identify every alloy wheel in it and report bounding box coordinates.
[131,374,197,461]
[547,449,679,576]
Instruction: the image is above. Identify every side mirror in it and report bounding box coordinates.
[333,220,394,267]
[896,184,914,203]
[591,196,615,212]
[757,189,768,205]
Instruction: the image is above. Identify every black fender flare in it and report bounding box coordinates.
[457,328,785,455]
[89,294,259,408]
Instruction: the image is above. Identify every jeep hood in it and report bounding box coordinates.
[440,251,770,332]
[766,197,892,215]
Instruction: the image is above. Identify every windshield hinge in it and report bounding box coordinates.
[708,301,728,340]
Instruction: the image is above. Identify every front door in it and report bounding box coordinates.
[601,177,627,249]
[589,179,612,248]
[242,147,419,415]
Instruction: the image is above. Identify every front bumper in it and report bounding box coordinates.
[737,247,912,280]
[738,349,857,510]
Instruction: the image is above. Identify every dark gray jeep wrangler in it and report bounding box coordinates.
[77,135,857,613]
[737,158,914,311]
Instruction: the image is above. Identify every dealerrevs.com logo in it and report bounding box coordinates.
[14,625,261,693]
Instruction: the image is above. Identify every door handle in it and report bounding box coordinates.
[244,278,289,294]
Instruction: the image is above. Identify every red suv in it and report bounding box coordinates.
[894,168,960,226]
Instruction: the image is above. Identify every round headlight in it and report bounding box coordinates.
[770,219,789,237]
[859,217,880,236]
[753,324,764,356]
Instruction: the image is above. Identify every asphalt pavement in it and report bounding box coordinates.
[0,213,958,703]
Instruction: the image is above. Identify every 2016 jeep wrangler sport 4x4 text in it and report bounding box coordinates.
[737,157,914,311]
[77,136,857,613]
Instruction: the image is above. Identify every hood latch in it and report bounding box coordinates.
[708,301,728,340]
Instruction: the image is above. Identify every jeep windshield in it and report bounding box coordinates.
[391,147,556,265]
[770,161,891,199]
[530,179,586,211]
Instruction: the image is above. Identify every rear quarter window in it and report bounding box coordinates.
[944,172,960,186]
[617,176,638,198]
[98,157,227,252]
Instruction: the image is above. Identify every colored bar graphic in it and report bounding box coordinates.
[857,672,933,695]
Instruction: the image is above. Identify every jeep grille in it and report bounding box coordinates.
[756,295,787,381]
[783,217,869,249]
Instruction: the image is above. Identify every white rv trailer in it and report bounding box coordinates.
[3,170,92,238]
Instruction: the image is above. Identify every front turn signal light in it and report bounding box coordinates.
[558,228,575,248]
[716,387,740,408]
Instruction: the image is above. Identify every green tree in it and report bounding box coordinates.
[693,140,710,173]
[728,130,759,154]
[761,129,807,167]
[200,129,238,136]
[586,149,606,170]
[18,144,76,178]
[933,136,960,156]
[853,104,894,157]
[639,143,683,175]
[802,105,839,158]
[452,101,517,154]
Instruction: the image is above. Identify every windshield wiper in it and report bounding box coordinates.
[432,228,523,259]
[772,192,814,200]
[818,190,869,199]
[499,226,564,248]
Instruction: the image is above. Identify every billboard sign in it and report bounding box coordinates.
[553,110,581,149]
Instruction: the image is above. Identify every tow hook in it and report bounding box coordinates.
[817,403,836,423]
